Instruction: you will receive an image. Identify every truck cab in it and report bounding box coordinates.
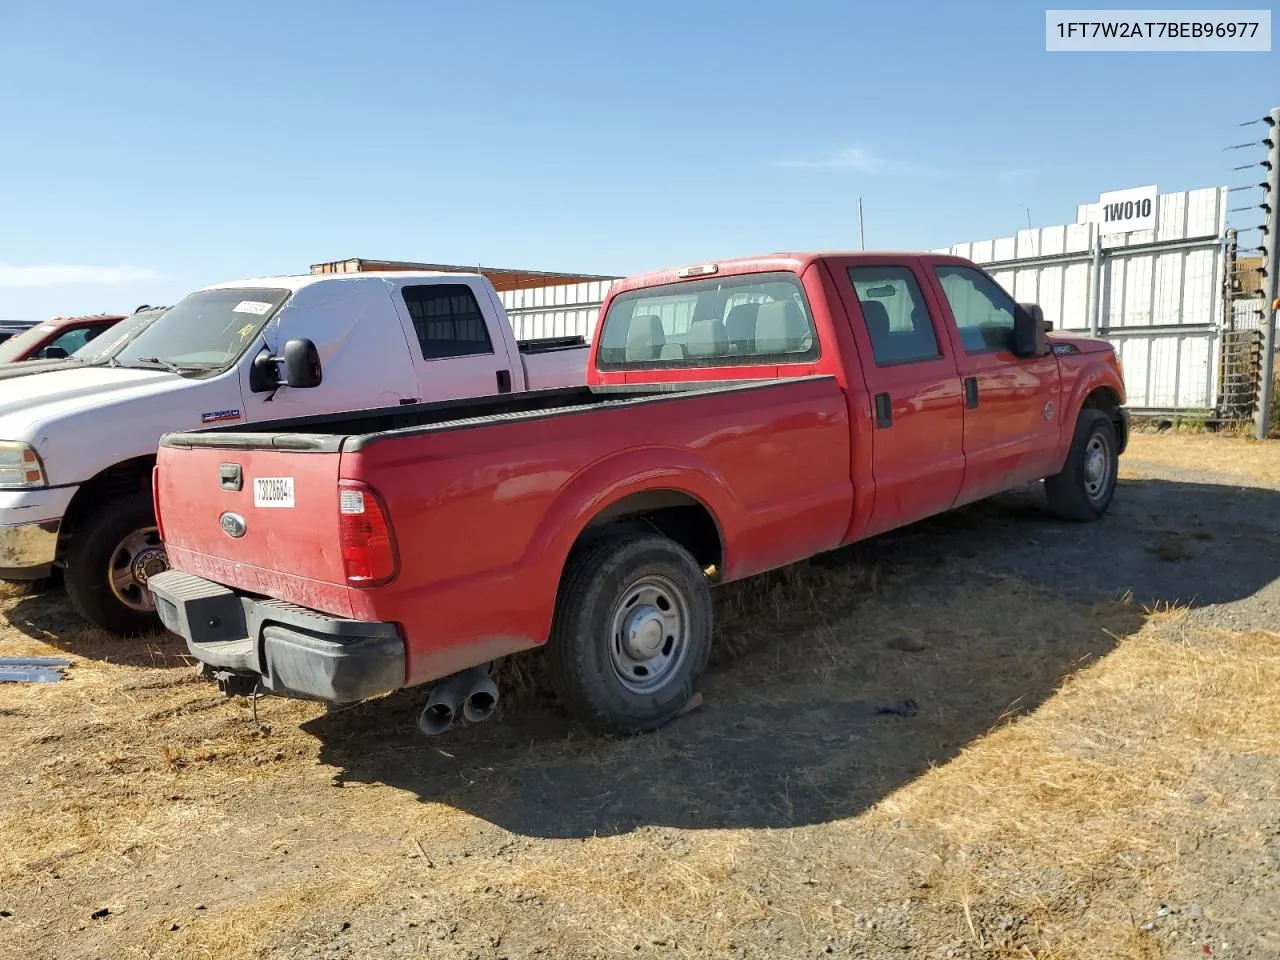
[0,270,586,636]
[587,252,1128,536]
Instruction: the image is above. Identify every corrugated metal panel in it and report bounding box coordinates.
[497,279,618,342]
[937,187,1228,411]
[1114,331,1217,409]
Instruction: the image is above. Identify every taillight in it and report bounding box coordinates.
[338,480,398,586]
[152,464,165,541]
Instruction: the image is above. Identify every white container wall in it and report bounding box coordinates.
[498,279,618,342]
[934,187,1229,411]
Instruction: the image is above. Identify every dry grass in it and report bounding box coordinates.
[1,431,1278,959]
[871,609,1280,958]
[1123,432,1280,486]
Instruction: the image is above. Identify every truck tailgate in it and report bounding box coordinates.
[521,345,588,390]
[155,443,353,617]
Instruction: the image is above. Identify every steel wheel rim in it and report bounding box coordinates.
[1083,432,1112,502]
[608,574,690,695]
[107,526,169,612]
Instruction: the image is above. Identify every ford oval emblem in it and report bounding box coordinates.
[219,512,247,539]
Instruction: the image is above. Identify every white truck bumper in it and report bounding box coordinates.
[0,487,78,579]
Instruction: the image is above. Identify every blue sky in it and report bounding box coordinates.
[1,0,1275,320]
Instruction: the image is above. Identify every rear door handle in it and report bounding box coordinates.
[496,369,513,394]
[874,392,892,428]
[964,377,979,409]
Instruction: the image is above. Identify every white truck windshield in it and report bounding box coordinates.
[115,288,290,370]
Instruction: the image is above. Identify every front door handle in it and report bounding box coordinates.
[874,392,892,428]
[964,377,979,409]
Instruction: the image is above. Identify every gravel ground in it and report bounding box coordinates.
[1,434,1277,960]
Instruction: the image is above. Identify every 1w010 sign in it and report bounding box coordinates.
[1094,184,1158,236]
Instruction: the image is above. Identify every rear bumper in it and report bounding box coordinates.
[148,569,405,703]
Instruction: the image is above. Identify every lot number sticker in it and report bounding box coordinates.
[233,300,274,315]
[254,477,295,508]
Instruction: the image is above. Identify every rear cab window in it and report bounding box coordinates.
[401,284,495,360]
[595,272,819,370]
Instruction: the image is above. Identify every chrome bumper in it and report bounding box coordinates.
[0,518,60,579]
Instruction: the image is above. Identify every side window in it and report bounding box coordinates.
[401,284,494,360]
[847,265,941,366]
[935,266,1016,354]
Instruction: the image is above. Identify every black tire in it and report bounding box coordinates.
[1044,409,1119,522]
[63,493,167,636]
[547,533,713,735]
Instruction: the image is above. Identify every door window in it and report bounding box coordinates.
[847,266,941,366]
[934,266,1017,354]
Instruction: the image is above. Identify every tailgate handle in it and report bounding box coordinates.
[219,463,243,492]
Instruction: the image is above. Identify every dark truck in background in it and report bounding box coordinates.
[149,251,1128,737]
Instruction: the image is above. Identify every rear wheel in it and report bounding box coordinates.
[548,533,713,735]
[64,493,168,636]
[1044,409,1118,521]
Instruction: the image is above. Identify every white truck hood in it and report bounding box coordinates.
[0,366,240,487]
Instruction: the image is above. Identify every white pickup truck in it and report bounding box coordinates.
[0,270,588,635]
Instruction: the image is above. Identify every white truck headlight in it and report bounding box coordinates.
[0,441,47,488]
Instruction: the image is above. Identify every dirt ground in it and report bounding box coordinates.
[1,432,1278,960]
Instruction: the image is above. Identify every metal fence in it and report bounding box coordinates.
[497,279,617,342]
[934,187,1230,413]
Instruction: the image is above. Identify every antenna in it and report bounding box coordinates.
[858,197,866,250]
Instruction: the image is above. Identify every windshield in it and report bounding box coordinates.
[114,288,291,370]
[0,322,62,362]
[71,309,166,362]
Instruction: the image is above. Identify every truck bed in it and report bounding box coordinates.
[517,338,589,390]
[161,381,755,451]
[155,375,854,687]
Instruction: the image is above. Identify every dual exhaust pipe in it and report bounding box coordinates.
[418,664,499,736]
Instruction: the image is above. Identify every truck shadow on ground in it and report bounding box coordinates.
[307,478,1280,838]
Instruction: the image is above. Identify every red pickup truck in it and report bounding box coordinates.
[148,252,1128,736]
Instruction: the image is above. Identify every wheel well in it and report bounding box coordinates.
[60,456,156,547]
[1081,387,1126,452]
[1082,387,1120,416]
[574,490,724,574]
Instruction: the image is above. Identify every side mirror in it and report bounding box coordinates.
[1012,303,1050,358]
[282,339,322,388]
[247,339,322,392]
